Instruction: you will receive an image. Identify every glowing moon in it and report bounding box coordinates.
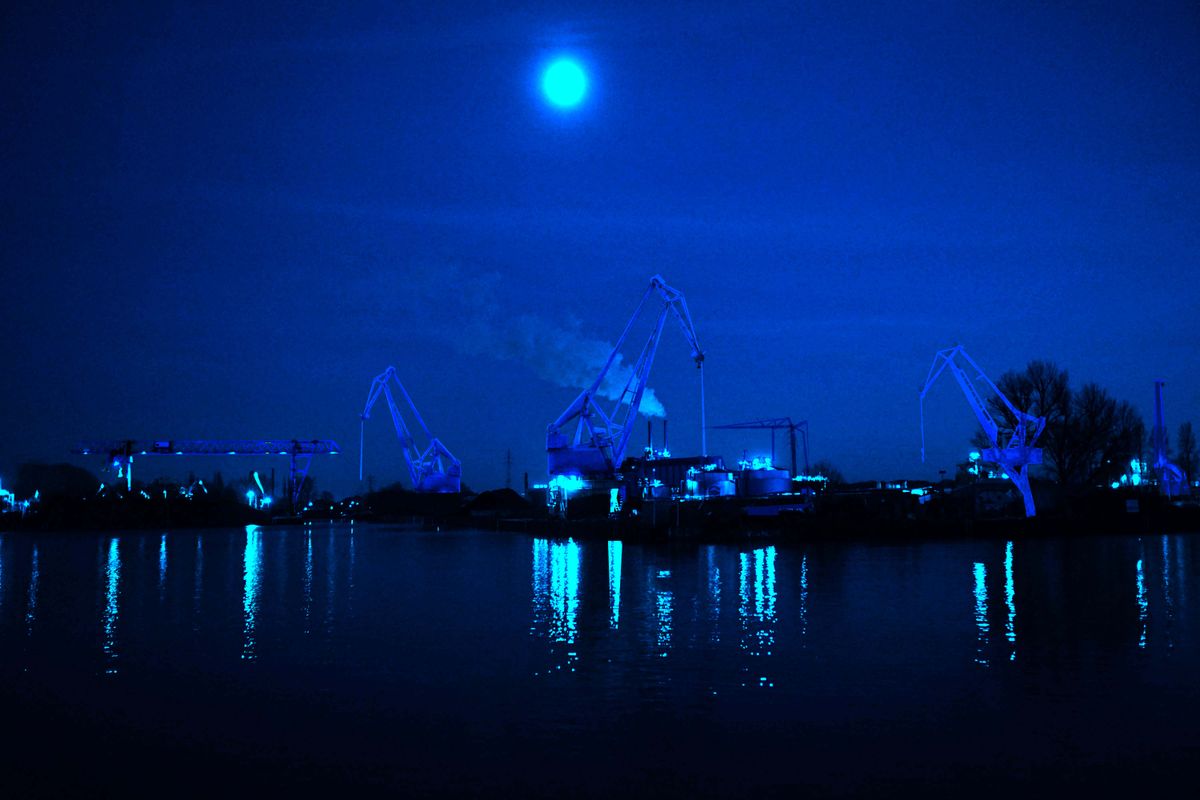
[541,59,587,108]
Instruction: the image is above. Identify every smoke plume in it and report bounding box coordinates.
[464,312,667,418]
[354,264,667,417]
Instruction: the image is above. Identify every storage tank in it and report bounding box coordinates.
[698,471,737,497]
[738,469,792,497]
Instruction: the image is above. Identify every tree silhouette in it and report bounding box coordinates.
[975,360,1144,488]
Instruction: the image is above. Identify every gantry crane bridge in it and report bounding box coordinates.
[711,417,809,477]
[919,346,1045,517]
[73,439,340,510]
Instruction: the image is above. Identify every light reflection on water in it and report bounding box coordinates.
[969,543,1022,665]
[242,525,263,661]
[1,527,1196,689]
[707,545,721,644]
[607,540,621,629]
[1162,535,1174,649]
[192,535,203,629]
[1136,549,1148,649]
[26,544,39,635]
[973,562,989,666]
[303,530,313,635]
[739,546,777,687]
[158,534,167,600]
[1177,536,1188,609]
[798,553,808,643]
[103,538,120,672]
[654,571,672,656]
[0,527,1198,796]
[531,538,581,672]
[1004,541,1016,660]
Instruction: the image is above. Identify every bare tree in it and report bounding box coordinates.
[977,362,1144,488]
[990,360,1072,479]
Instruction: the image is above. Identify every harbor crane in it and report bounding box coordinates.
[919,346,1045,517]
[711,418,809,477]
[547,275,705,480]
[1152,379,1188,498]
[360,367,461,493]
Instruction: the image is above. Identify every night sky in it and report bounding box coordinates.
[2,1,1197,496]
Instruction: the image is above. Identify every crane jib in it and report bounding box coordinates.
[919,346,1045,517]
[547,275,706,480]
[359,366,462,493]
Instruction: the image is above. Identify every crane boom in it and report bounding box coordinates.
[360,367,461,493]
[547,275,705,479]
[919,346,1044,517]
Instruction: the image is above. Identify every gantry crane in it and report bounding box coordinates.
[546,275,705,480]
[360,367,461,493]
[73,439,339,511]
[919,346,1045,517]
[1153,379,1188,498]
[711,418,809,476]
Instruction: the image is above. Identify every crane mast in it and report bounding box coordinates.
[360,367,462,493]
[1153,379,1188,497]
[547,275,705,480]
[920,346,1045,517]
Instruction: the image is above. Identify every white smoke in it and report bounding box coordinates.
[351,264,667,417]
[470,313,667,418]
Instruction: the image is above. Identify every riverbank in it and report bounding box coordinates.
[6,483,1198,544]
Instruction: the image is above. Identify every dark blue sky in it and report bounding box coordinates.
[2,1,1197,495]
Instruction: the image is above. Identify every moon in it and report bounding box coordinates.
[541,59,588,108]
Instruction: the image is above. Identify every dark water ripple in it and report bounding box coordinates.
[2,525,1198,796]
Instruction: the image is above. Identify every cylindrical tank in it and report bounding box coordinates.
[699,471,737,497]
[738,469,791,497]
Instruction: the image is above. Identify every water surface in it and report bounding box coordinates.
[2,525,1197,796]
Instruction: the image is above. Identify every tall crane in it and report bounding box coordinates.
[1153,379,1188,498]
[711,418,809,476]
[360,367,461,493]
[919,346,1045,517]
[546,275,705,480]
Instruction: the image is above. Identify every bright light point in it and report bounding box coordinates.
[549,474,587,494]
[542,59,587,108]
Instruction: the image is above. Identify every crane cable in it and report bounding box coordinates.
[920,394,926,463]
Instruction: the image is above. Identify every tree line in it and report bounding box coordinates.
[977,360,1196,489]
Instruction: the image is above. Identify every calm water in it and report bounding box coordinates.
[2,525,1198,796]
